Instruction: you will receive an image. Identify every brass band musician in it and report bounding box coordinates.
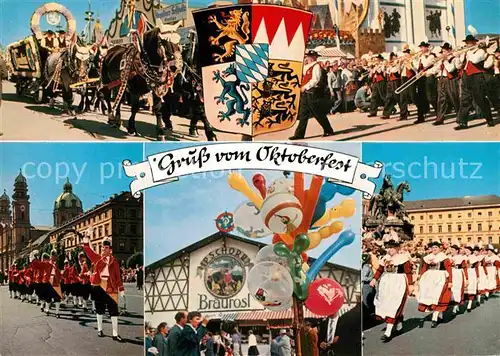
[414,41,438,124]
[434,43,461,125]
[367,54,387,118]
[399,45,417,121]
[380,52,401,119]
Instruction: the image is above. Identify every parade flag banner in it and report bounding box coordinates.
[123,143,383,198]
[192,4,313,137]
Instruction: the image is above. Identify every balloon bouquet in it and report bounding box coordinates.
[218,171,357,337]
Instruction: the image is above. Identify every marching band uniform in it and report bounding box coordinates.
[417,241,452,328]
[31,251,63,317]
[32,252,42,306]
[456,35,500,129]
[435,43,461,125]
[414,42,438,124]
[76,252,92,310]
[449,245,468,314]
[83,236,125,342]
[62,260,78,305]
[371,240,413,342]
[381,53,401,119]
[399,47,417,121]
[290,50,334,140]
[367,55,387,117]
[464,246,478,312]
[9,264,18,298]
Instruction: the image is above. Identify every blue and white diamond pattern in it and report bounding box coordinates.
[235,43,269,84]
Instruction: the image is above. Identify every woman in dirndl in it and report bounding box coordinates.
[463,246,478,312]
[449,244,468,315]
[417,241,452,328]
[474,247,488,302]
[370,239,413,342]
[485,245,500,295]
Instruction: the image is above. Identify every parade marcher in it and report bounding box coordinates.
[380,53,401,119]
[289,50,335,140]
[76,251,92,310]
[474,246,488,301]
[370,239,413,342]
[82,234,125,342]
[455,35,500,129]
[485,245,500,295]
[177,311,208,356]
[449,244,468,315]
[398,45,417,121]
[414,41,438,124]
[367,54,387,118]
[464,245,478,312]
[8,263,18,299]
[435,43,461,125]
[31,250,63,317]
[32,250,42,306]
[417,241,452,328]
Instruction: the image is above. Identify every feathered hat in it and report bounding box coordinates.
[103,237,112,248]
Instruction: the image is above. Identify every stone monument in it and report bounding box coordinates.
[364,174,414,240]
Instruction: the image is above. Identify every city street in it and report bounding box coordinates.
[0,81,240,142]
[0,283,144,356]
[363,296,500,356]
[2,81,498,141]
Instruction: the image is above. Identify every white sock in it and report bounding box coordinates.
[9,291,12,297]
[97,314,103,331]
[73,296,77,305]
[384,323,394,337]
[439,312,443,319]
[453,305,459,313]
[486,292,489,297]
[467,300,472,309]
[36,296,40,303]
[396,322,403,331]
[432,312,439,322]
[55,302,60,314]
[111,316,119,337]
[78,297,83,306]
[477,295,481,303]
[92,301,96,310]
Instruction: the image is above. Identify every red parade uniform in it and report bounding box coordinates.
[83,243,124,294]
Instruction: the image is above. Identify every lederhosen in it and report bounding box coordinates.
[382,67,401,116]
[457,49,500,126]
[399,64,417,120]
[90,257,119,316]
[415,54,438,121]
[369,69,387,115]
[436,57,460,122]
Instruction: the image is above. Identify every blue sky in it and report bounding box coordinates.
[144,142,363,269]
[362,143,500,201]
[0,143,143,227]
[464,0,500,34]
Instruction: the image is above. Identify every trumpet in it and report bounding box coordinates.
[451,37,498,56]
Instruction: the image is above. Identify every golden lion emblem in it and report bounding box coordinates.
[208,9,250,62]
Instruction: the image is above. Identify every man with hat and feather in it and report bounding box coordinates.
[398,45,417,121]
[447,242,468,315]
[434,43,461,125]
[369,238,413,342]
[75,251,93,311]
[82,231,125,342]
[416,240,452,328]
[289,49,335,140]
[455,34,500,129]
[413,40,438,124]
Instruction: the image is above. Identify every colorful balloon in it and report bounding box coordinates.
[228,173,264,209]
[248,262,294,309]
[296,176,323,234]
[255,245,288,268]
[233,201,271,238]
[266,297,293,311]
[305,278,345,317]
[260,193,303,234]
[252,173,267,199]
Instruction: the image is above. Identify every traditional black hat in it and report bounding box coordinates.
[487,244,495,252]
[428,240,442,247]
[465,245,474,251]
[385,239,401,248]
[473,246,481,251]
[46,30,55,35]
[305,49,320,58]
[418,41,430,47]
[57,30,66,34]
[450,244,460,250]
[103,237,112,248]
[376,54,384,60]
[463,34,478,42]
[389,52,397,59]
[441,42,453,51]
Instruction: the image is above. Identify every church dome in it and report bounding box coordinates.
[54,179,83,210]
[15,170,27,184]
[0,190,9,202]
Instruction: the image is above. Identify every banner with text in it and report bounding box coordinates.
[123,143,382,198]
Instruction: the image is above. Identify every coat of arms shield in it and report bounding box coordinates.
[193,4,313,137]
